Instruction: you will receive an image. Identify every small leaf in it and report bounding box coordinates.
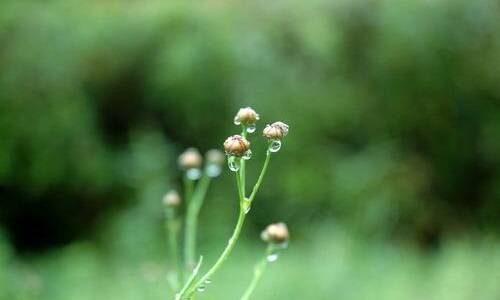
[175,256,203,300]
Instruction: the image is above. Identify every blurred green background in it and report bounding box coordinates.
[1,0,500,299]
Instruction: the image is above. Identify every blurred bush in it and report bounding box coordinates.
[1,0,500,253]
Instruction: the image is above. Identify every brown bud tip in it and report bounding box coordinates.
[178,148,203,170]
[234,107,260,125]
[223,135,250,157]
[263,121,289,140]
[261,222,290,244]
[163,190,181,207]
[206,149,225,165]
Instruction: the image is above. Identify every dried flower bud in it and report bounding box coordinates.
[261,222,290,244]
[223,135,250,157]
[234,107,260,126]
[263,122,289,140]
[206,149,225,166]
[178,148,203,170]
[163,190,181,207]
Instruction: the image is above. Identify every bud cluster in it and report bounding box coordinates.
[223,107,290,171]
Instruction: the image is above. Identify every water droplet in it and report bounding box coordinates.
[242,149,252,160]
[186,168,202,180]
[204,279,212,284]
[233,116,241,125]
[246,124,256,133]
[267,253,279,262]
[197,285,206,292]
[269,140,281,153]
[278,241,289,249]
[227,156,240,172]
[206,164,222,177]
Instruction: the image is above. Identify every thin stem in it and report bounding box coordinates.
[165,208,181,291]
[240,126,247,197]
[180,170,248,298]
[184,175,212,268]
[182,174,195,280]
[240,245,273,300]
[248,149,271,203]
[184,206,246,298]
[183,174,195,204]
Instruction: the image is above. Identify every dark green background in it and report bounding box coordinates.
[1,0,499,299]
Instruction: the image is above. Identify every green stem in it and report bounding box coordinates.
[248,149,271,203]
[240,127,247,197]
[183,174,195,204]
[240,245,273,300]
[180,170,247,298]
[184,175,212,268]
[185,205,246,298]
[165,208,181,290]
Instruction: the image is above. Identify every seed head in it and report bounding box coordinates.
[234,107,260,126]
[261,222,290,244]
[223,135,250,157]
[178,148,203,170]
[163,190,181,207]
[206,149,225,166]
[263,122,289,140]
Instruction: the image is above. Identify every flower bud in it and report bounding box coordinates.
[163,190,181,207]
[261,222,289,244]
[178,148,203,170]
[234,107,260,126]
[206,149,225,166]
[223,135,250,157]
[263,122,289,140]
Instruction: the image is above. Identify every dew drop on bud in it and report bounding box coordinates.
[242,149,252,160]
[204,279,212,284]
[269,140,282,153]
[279,241,289,249]
[206,164,222,177]
[267,253,279,262]
[246,124,256,133]
[228,156,240,172]
[197,285,206,292]
[233,116,241,125]
[186,168,202,180]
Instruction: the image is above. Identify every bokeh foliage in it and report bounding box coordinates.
[0,0,500,299]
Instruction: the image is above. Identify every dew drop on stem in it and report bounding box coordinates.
[269,140,281,153]
[227,156,240,172]
[206,164,222,177]
[246,123,256,133]
[242,149,252,160]
[197,285,206,292]
[186,168,202,180]
[267,253,279,262]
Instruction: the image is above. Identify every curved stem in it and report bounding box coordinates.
[248,149,271,203]
[184,206,246,297]
[240,245,273,300]
[180,170,247,298]
[184,175,212,268]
